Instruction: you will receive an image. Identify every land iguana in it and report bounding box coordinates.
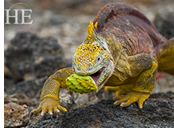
[31,3,174,118]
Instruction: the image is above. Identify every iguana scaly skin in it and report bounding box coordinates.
[31,3,174,117]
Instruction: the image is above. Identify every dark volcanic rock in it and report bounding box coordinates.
[4,32,65,81]
[28,92,174,128]
[154,6,174,39]
[5,77,47,100]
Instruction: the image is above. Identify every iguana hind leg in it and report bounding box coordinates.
[158,38,174,75]
[114,54,158,109]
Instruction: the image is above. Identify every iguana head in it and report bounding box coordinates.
[72,21,114,91]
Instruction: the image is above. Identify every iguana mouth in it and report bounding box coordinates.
[90,67,106,85]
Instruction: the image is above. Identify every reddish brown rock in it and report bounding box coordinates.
[4,103,29,127]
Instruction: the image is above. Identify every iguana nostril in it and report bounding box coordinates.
[76,63,82,70]
[87,63,92,67]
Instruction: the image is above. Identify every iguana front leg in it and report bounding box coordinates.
[112,54,158,108]
[31,67,72,117]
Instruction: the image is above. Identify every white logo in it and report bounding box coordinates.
[5,3,33,29]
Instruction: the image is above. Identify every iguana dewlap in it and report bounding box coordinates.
[31,3,174,117]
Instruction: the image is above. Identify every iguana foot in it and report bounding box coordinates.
[113,90,150,109]
[31,98,67,118]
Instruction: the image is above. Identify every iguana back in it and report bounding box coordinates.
[93,3,167,57]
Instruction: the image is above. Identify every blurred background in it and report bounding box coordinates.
[4,0,174,127]
[4,0,174,59]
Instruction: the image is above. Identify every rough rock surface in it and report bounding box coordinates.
[4,93,37,106]
[29,92,174,128]
[4,103,30,128]
[5,77,47,100]
[59,88,114,110]
[4,32,65,81]
[154,6,174,39]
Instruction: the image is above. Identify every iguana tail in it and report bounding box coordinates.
[157,38,174,75]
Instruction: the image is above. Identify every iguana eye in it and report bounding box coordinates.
[95,56,102,64]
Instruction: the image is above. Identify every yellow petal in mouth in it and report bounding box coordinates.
[66,74,97,93]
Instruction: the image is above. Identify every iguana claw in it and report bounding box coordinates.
[114,90,150,109]
[31,97,67,118]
